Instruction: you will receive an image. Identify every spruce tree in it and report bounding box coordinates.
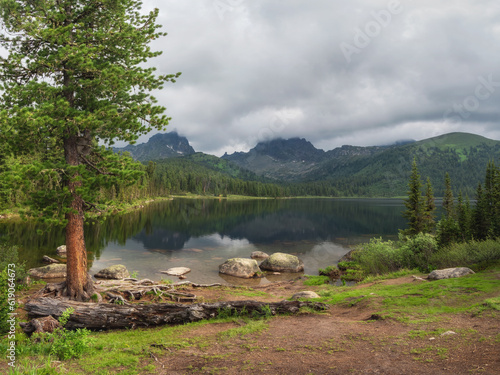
[457,192,472,242]
[442,172,455,218]
[422,177,436,233]
[403,158,424,235]
[473,183,489,240]
[436,173,460,247]
[0,0,180,300]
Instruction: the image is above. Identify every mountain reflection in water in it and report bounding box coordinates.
[2,198,407,285]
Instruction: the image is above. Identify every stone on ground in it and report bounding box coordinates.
[427,267,475,280]
[94,264,130,279]
[291,291,320,300]
[28,264,67,279]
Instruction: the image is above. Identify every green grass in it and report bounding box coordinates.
[225,288,271,298]
[358,269,421,284]
[0,308,278,375]
[317,262,500,321]
[303,275,330,286]
[217,319,269,339]
[0,321,213,375]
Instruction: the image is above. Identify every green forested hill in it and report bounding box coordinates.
[2,132,499,211]
[306,132,500,197]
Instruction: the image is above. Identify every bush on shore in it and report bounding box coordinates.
[350,234,500,277]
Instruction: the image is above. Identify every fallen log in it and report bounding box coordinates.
[23,297,328,332]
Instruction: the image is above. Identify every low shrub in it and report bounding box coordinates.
[398,232,439,272]
[32,308,95,361]
[352,238,404,275]
[430,239,500,269]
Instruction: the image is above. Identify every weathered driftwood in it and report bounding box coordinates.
[23,297,328,332]
[35,279,223,303]
[42,255,59,264]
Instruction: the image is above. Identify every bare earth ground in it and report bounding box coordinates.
[151,278,500,375]
[4,276,499,375]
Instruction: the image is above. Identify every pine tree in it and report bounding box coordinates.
[0,0,180,301]
[457,192,472,242]
[473,183,489,240]
[436,173,460,247]
[403,158,424,235]
[442,172,455,218]
[422,177,436,233]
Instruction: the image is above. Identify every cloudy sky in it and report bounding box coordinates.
[133,0,500,156]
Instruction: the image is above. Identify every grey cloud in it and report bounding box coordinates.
[135,0,500,155]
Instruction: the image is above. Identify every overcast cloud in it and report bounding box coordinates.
[131,0,500,156]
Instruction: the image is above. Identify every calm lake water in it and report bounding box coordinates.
[2,198,408,285]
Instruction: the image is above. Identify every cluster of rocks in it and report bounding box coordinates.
[28,245,476,286]
[218,251,304,279]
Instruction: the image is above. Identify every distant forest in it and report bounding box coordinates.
[1,135,500,213]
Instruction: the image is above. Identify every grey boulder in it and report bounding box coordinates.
[28,264,67,279]
[219,258,261,278]
[428,267,475,280]
[94,264,130,279]
[260,252,304,273]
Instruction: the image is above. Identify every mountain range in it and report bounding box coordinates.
[113,131,500,197]
[113,132,195,161]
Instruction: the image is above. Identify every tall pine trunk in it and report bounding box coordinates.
[64,135,94,301]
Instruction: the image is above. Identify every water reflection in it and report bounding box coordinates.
[1,198,408,284]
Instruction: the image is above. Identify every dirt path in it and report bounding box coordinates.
[151,279,500,375]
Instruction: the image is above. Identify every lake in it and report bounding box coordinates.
[1,198,408,285]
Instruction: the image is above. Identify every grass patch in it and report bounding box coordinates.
[226,288,271,298]
[358,269,421,284]
[217,319,269,339]
[318,266,500,321]
[1,320,214,375]
[303,275,330,286]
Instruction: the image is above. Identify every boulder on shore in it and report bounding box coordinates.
[251,251,269,259]
[219,258,261,278]
[28,264,67,279]
[428,267,475,280]
[291,291,320,300]
[260,252,304,273]
[94,264,130,280]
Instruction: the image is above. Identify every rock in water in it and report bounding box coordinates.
[260,252,304,273]
[251,251,269,259]
[160,267,191,276]
[28,264,67,279]
[42,255,59,264]
[428,267,475,280]
[219,258,261,278]
[56,245,67,258]
[94,265,130,280]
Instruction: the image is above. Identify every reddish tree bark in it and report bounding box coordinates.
[64,135,94,301]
